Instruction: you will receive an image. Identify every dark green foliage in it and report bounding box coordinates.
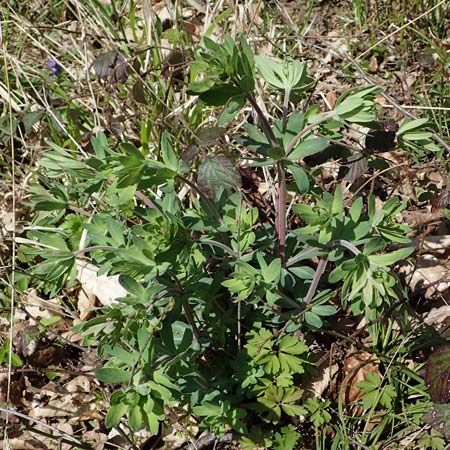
[21,34,442,447]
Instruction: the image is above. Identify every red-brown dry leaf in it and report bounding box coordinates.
[341,351,381,415]
[326,91,337,109]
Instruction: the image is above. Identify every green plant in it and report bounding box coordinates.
[20,33,438,446]
[0,339,23,367]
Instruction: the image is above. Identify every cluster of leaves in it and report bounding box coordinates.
[18,33,445,447]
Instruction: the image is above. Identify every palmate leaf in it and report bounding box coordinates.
[197,154,241,196]
[255,56,309,92]
[40,143,93,178]
[273,425,301,450]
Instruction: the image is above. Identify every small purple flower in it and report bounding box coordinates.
[47,60,63,75]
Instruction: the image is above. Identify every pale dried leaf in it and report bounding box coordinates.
[305,363,339,398]
[424,305,450,326]
[77,260,128,307]
[77,287,96,321]
[398,255,450,300]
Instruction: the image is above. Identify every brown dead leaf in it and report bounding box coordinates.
[369,55,378,73]
[410,235,450,256]
[28,376,103,421]
[326,91,337,109]
[0,438,50,450]
[402,207,442,228]
[9,376,28,408]
[83,429,109,450]
[28,346,64,368]
[341,351,381,415]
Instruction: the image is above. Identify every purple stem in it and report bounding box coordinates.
[247,94,287,265]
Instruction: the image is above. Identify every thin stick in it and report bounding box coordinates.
[0,407,84,445]
[3,30,16,432]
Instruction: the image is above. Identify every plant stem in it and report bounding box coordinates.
[247,94,288,264]
[303,256,328,304]
[276,160,287,265]
[281,87,291,133]
[72,245,117,257]
[301,239,361,305]
[247,95,278,147]
[0,407,85,446]
[198,239,238,259]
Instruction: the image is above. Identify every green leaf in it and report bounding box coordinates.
[288,266,315,279]
[349,197,363,222]
[397,118,428,135]
[311,305,337,316]
[281,403,307,417]
[347,110,376,124]
[273,425,301,450]
[119,275,145,297]
[293,204,328,225]
[255,56,309,92]
[198,84,243,106]
[279,336,308,355]
[128,405,143,432]
[288,164,310,193]
[401,131,433,141]
[368,247,414,266]
[144,411,162,435]
[286,112,305,135]
[258,253,281,283]
[255,56,285,89]
[192,402,221,416]
[287,137,329,160]
[218,94,246,126]
[304,311,323,328]
[21,110,45,134]
[105,402,128,428]
[196,127,226,145]
[161,131,178,172]
[96,368,130,384]
[332,185,344,215]
[239,34,255,80]
[335,96,364,117]
[121,142,145,160]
